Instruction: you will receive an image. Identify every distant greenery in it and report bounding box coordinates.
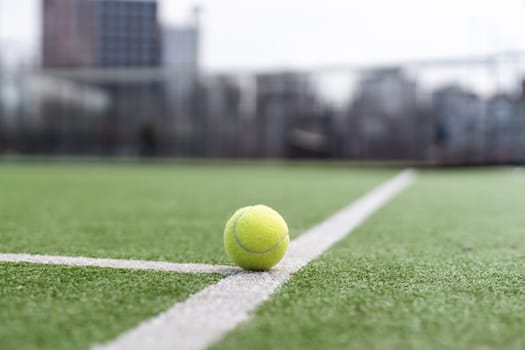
[214,169,525,350]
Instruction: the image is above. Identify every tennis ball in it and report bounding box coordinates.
[224,205,289,271]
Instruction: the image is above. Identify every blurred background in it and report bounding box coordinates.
[0,0,524,164]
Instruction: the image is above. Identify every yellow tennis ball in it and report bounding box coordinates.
[224,205,289,271]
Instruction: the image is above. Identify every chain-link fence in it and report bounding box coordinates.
[1,55,525,164]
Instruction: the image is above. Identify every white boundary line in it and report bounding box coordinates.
[95,169,416,350]
[0,253,238,275]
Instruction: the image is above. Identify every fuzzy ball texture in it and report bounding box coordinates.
[224,205,289,271]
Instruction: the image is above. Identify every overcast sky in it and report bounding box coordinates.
[0,0,524,70]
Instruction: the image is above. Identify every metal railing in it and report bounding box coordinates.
[1,54,525,163]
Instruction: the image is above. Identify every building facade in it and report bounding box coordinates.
[42,0,160,68]
[162,24,199,114]
[42,0,95,67]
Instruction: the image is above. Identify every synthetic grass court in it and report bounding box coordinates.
[0,163,394,263]
[214,170,525,350]
[1,163,524,349]
[1,264,221,350]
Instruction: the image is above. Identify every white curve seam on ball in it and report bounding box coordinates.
[232,211,288,255]
[94,169,416,350]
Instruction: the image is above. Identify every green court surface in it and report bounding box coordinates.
[1,163,524,350]
[0,162,394,350]
[0,263,221,350]
[0,162,394,264]
[213,169,525,350]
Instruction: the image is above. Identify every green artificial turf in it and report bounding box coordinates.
[0,263,221,350]
[0,162,394,264]
[212,169,525,350]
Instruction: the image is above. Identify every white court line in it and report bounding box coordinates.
[0,253,238,275]
[95,169,416,350]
